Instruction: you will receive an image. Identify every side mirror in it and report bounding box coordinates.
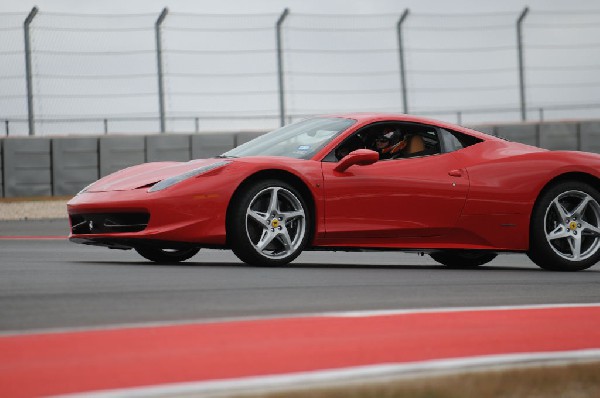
[334,149,379,172]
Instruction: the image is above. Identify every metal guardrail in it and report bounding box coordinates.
[4,103,600,136]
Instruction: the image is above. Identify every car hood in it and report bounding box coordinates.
[87,159,223,192]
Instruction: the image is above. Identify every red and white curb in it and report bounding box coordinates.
[1,304,599,398]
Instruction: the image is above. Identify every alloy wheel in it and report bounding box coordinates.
[245,186,306,260]
[544,190,600,261]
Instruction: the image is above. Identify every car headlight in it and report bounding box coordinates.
[147,161,231,192]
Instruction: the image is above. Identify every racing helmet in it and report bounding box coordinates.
[379,128,407,155]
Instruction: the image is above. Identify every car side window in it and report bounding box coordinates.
[361,123,442,160]
[440,128,483,153]
[324,122,444,162]
[440,129,464,152]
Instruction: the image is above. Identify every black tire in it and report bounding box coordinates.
[430,250,497,269]
[135,247,200,263]
[527,181,600,271]
[228,179,311,267]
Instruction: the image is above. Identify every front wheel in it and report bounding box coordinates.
[430,250,497,268]
[228,179,311,266]
[135,247,200,263]
[528,181,600,271]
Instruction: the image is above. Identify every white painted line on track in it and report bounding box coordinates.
[2,302,600,337]
[54,349,600,398]
[325,302,600,317]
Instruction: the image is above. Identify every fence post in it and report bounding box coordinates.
[24,7,38,136]
[195,117,199,133]
[517,7,529,122]
[103,119,108,134]
[155,8,169,133]
[396,9,410,114]
[276,8,290,127]
[4,120,9,136]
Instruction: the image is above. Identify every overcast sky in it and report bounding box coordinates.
[2,0,599,135]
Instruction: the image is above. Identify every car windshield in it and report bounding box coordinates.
[221,117,356,159]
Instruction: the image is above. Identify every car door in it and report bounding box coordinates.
[321,150,469,241]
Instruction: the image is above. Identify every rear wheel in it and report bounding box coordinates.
[528,181,600,271]
[430,250,497,268]
[135,247,200,263]
[228,179,310,266]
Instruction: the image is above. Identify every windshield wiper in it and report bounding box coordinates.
[215,155,238,159]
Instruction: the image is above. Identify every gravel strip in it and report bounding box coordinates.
[0,200,69,220]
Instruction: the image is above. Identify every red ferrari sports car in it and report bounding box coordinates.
[68,113,600,271]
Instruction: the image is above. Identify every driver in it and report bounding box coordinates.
[374,127,407,159]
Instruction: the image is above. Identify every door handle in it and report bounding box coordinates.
[448,169,463,177]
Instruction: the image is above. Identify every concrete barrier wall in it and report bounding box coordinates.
[494,124,539,147]
[99,136,146,177]
[581,121,600,154]
[191,134,235,159]
[236,132,265,146]
[146,135,191,162]
[539,122,579,151]
[2,138,52,197]
[1,121,599,198]
[52,138,100,196]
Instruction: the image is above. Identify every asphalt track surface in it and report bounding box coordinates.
[2,219,600,397]
[1,219,600,332]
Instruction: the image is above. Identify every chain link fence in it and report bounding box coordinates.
[1,8,600,136]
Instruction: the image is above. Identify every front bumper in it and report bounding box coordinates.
[67,187,229,247]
